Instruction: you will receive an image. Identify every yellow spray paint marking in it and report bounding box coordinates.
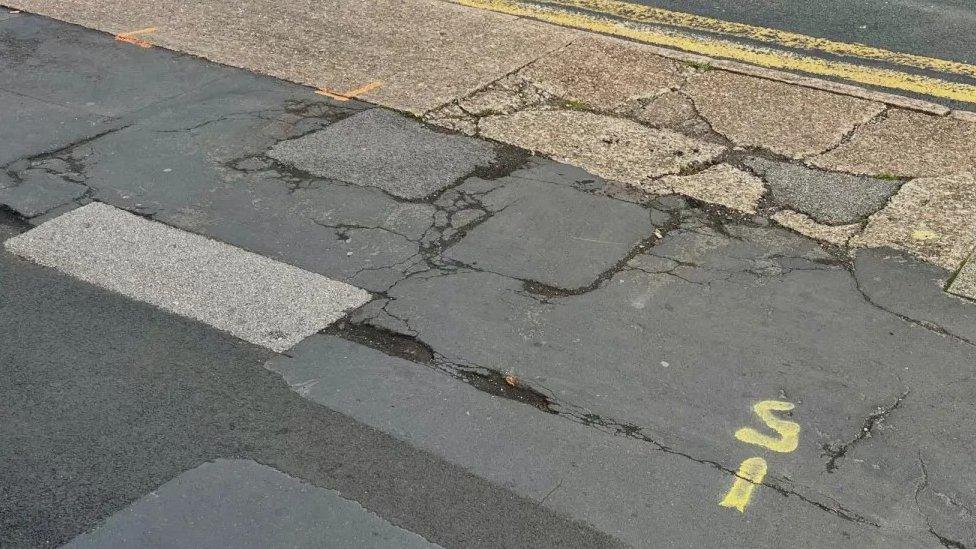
[452,0,976,104]
[734,400,800,453]
[315,82,384,101]
[719,457,767,512]
[911,229,940,241]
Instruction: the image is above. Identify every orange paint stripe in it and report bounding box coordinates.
[115,27,156,48]
[314,81,383,101]
[314,88,351,101]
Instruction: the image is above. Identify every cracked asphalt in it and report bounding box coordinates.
[3,12,976,549]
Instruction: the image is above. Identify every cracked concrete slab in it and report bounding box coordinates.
[444,177,655,289]
[851,172,976,271]
[5,203,370,351]
[267,334,895,547]
[683,71,885,158]
[479,109,725,186]
[649,164,765,214]
[269,109,498,199]
[745,157,900,225]
[811,108,976,178]
[64,460,440,549]
[771,210,860,247]
[1,0,575,114]
[632,91,712,137]
[948,254,976,302]
[517,34,685,111]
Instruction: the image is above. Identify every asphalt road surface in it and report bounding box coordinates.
[623,0,976,64]
[2,12,976,549]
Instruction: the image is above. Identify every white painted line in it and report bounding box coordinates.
[4,203,370,351]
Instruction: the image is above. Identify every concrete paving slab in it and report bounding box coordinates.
[851,172,976,270]
[811,108,976,178]
[744,157,901,224]
[683,71,885,158]
[1,0,575,114]
[650,164,765,214]
[517,34,685,111]
[445,178,654,289]
[268,109,498,199]
[0,169,87,217]
[948,253,976,301]
[267,335,896,547]
[771,210,860,247]
[64,460,440,549]
[479,109,725,186]
[4,202,370,351]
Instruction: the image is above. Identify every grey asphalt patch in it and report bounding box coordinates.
[854,248,976,344]
[0,89,110,166]
[268,109,498,199]
[4,202,370,351]
[267,334,896,546]
[0,229,619,548]
[445,177,655,289]
[0,168,87,217]
[0,14,222,118]
[64,460,440,549]
[744,156,900,224]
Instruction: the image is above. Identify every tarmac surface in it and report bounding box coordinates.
[2,11,976,549]
[623,0,976,65]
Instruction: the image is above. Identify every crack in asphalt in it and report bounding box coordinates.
[325,318,882,529]
[822,389,911,473]
[915,457,972,549]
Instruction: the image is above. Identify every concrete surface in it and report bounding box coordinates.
[269,109,498,199]
[64,460,441,549]
[651,164,765,213]
[948,253,976,301]
[811,108,976,177]
[851,172,976,270]
[5,203,370,351]
[479,109,726,184]
[683,71,885,158]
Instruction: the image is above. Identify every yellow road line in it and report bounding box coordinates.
[453,0,976,104]
[542,0,976,79]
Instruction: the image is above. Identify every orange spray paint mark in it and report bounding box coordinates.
[314,81,383,101]
[115,27,156,48]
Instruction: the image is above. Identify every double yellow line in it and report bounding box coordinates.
[454,0,976,104]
